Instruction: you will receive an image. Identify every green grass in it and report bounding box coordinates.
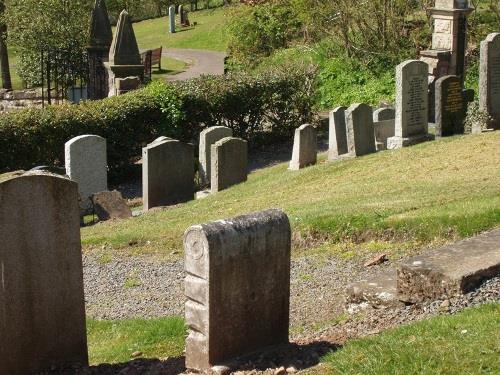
[319,303,500,375]
[82,132,500,258]
[87,316,185,365]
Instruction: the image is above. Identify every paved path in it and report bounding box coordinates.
[163,48,226,81]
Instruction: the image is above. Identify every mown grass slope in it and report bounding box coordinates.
[82,132,500,258]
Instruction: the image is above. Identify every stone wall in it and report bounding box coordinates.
[0,89,44,112]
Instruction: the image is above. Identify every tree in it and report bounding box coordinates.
[0,0,12,90]
[4,0,92,87]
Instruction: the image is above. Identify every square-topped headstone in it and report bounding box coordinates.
[435,75,468,137]
[184,209,291,371]
[328,107,348,160]
[387,60,433,149]
[346,103,376,156]
[373,108,396,151]
[289,124,317,170]
[0,172,88,374]
[199,126,233,184]
[211,137,248,192]
[479,33,500,129]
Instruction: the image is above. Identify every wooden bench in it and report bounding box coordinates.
[141,46,163,71]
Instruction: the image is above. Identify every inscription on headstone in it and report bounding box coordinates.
[479,33,500,129]
[435,75,467,137]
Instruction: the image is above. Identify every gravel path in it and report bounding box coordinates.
[163,48,226,81]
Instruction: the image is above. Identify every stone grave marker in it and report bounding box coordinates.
[211,137,248,193]
[373,108,396,151]
[169,5,176,33]
[435,75,467,137]
[65,134,107,210]
[142,138,194,211]
[0,172,88,374]
[91,190,132,221]
[479,33,500,129]
[328,107,348,160]
[289,124,317,170]
[387,60,433,149]
[184,209,291,372]
[199,126,233,184]
[346,103,376,156]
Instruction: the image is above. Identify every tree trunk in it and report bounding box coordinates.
[0,0,12,90]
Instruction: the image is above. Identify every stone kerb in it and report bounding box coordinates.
[184,209,291,371]
[373,108,396,151]
[142,138,194,211]
[211,137,248,193]
[199,126,233,184]
[346,103,376,157]
[0,172,88,374]
[479,33,500,129]
[65,134,107,210]
[328,107,348,160]
[289,124,317,170]
[388,60,433,149]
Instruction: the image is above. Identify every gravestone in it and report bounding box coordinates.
[345,103,376,156]
[142,138,194,211]
[211,137,248,192]
[373,108,396,151]
[184,209,291,372]
[87,0,113,100]
[479,33,500,129]
[289,124,317,170]
[328,107,348,160]
[178,5,185,25]
[199,126,233,184]
[115,76,141,95]
[105,10,143,96]
[387,60,433,149]
[169,5,176,33]
[91,190,132,221]
[65,135,107,209]
[0,172,88,374]
[435,75,467,137]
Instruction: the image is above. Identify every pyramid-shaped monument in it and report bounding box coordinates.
[109,10,141,66]
[89,0,113,49]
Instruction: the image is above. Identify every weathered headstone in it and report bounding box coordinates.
[115,76,141,95]
[289,124,317,170]
[184,209,291,372]
[435,75,467,137]
[373,108,396,151]
[328,107,348,160]
[91,190,132,221]
[105,10,143,96]
[387,60,433,149]
[199,126,233,184]
[142,138,194,211]
[87,0,113,100]
[0,172,88,374]
[65,135,107,209]
[346,103,376,156]
[169,5,176,33]
[178,4,185,25]
[211,137,248,192]
[479,33,500,129]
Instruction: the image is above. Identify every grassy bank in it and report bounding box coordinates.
[82,132,500,258]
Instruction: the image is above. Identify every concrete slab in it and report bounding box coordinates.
[398,229,500,303]
[346,269,402,308]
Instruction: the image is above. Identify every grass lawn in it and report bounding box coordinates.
[87,316,185,364]
[82,132,500,258]
[319,303,500,375]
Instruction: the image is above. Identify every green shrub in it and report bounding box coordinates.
[0,65,316,178]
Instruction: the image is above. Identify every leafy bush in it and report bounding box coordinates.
[0,65,316,178]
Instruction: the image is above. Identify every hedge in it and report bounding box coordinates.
[0,63,316,179]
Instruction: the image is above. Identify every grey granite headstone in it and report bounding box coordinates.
[169,5,176,33]
[435,75,467,137]
[328,107,348,160]
[387,60,433,149]
[65,135,107,210]
[346,103,376,156]
[0,172,88,374]
[142,138,194,211]
[184,209,291,371]
[199,126,233,184]
[373,108,395,151]
[479,33,500,129]
[211,137,248,193]
[289,124,317,170]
